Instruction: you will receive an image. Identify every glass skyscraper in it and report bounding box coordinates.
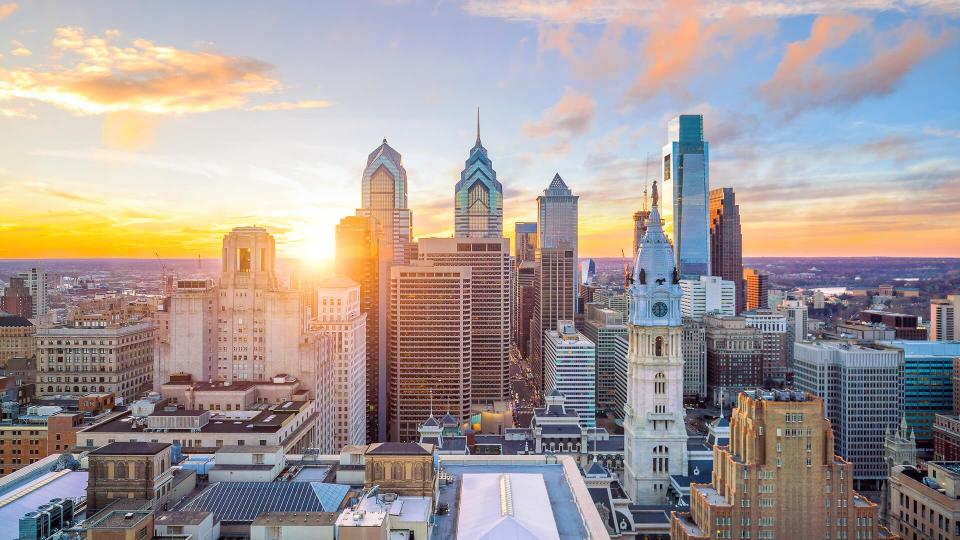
[455,111,503,238]
[661,114,709,278]
[537,173,579,309]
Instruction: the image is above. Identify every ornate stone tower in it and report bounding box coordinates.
[623,181,689,504]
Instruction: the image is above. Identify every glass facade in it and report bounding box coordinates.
[886,341,960,445]
[455,128,503,238]
[661,115,710,279]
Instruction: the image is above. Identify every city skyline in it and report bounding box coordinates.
[1,1,959,262]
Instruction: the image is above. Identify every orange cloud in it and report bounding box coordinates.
[0,3,16,21]
[523,87,596,139]
[0,26,330,117]
[761,17,952,115]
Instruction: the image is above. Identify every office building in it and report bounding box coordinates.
[0,311,35,366]
[743,268,768,311]
[19,267,49,320]
[314,277,367,448]
[156,279,218,390]
[709,187,744,313]
[514,222,537,266]
[544,321,596,428]
[931,295,960,341]
[743,308,789,385]
[860,309,927,340]
[418,237,511,405]
[623,181,689,504]
[530,246,576,398]
[682,317,707,401]
[515,260,536,359]
[0,276,32,318]
[595,288,630,319]
[794,341,903,483]
[388,261,471,442]
[661,115,709,278]
[537,173,579,310]
[671,390,895,540]
[455,113,503,238]
[36,322,155,402]
[336,214,381,443]
[884,340,960,446]
[612,334,629,418]
[679,276,736,319]
[704,314,763,406]
[582,303,627,413]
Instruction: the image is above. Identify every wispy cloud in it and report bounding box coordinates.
[0,3,16,21]
[10,38,30,56]
[246,99,332,111]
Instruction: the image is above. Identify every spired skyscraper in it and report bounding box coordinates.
[661,114,710,279]
[623,181,689,505]
[455,110,503,238]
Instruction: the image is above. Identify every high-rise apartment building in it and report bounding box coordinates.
[777,297,809,363]
[514,222,537,266]
[19,268,48,320]
[704,314,763,406]
[455,114,503,238]
[682,317,707,401]
[216,227,325,399]
[388,261,471,442]
[530,247,576,398]
[537,174,579,310]
[671,390,895,540]
[793,341,903,483]
[743,308,789,385]
[544,320,596,428]
[156,279,218,388]
[661,115,709,278]
[742,268,768,311]
[0,277,32,318]
[709,187,743,313]
[623,182,689,504]
[679,276,736,319]
[418,238,511,405]
[36,322,156,402]
[336,214,381,443]
[314,277,367,448]
[931,295,960,341]
[582,303,627,413]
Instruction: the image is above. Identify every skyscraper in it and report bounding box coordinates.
[314,277,367,448]
[19,267,48,320]
[156,278,218,388]
[455,111,503,238]
[623,182,689,504]
[661,115,709,278]
[336,215,381,442]
[704,314,764,406]
[582,303,627,414]
[530,246,576,398]
[743,308,789,385]
[418,237,511,405]
[709,187,743,313]
[743,268,769,311]
[679,275,736,319]
[537,173,579,308]
[515,261,536,359]
[514,222,537,267]
[544,320,596,428]
[0,276,32,318]
[931,294,960,341]
[388,261,471,442]
[671,390,894,540]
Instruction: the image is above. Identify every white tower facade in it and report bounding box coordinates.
[623,181,689,504]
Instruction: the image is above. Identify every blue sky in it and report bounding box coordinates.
[0,0,958,261]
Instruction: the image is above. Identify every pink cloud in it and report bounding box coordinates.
[522,87,597,139]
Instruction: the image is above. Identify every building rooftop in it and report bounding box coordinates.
[0,470,88,540]
[85,407,307,435]
[252,511,338,527]
[182,481,350,523]
[0,314,32,327]
[88,510,152,529]
[154,511,212,526]
[90,441,170,455]
[216,444,283,454]
[366,442,432,455]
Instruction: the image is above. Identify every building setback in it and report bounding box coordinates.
[671,390,895,540]
[388,262,471,442]
[709,187,744,314]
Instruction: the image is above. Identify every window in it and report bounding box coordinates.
[655,336,664,356]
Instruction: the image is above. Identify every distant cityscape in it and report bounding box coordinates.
[0,113,957,540]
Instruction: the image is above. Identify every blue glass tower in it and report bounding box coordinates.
[455,109,503,238]
[661,114,710,278]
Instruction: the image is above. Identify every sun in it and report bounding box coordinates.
[284,218,338,269]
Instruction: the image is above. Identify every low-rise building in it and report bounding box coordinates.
[86,441,174,515]
[0,312,35,367]
[888,461,960,540]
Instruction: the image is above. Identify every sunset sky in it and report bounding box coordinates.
[0,0,958,262]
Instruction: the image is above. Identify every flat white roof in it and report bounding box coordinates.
[457,473,560,540]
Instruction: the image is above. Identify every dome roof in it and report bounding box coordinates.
[633,181,676,286]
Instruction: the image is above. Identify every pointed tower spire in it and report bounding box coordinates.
[476,107,481,146]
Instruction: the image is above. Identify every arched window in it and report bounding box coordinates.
[654,372,666,394]
[655,336,664,357]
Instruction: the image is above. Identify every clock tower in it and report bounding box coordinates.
[623,181,688,504]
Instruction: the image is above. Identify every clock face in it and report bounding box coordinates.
[652,301,668,318]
